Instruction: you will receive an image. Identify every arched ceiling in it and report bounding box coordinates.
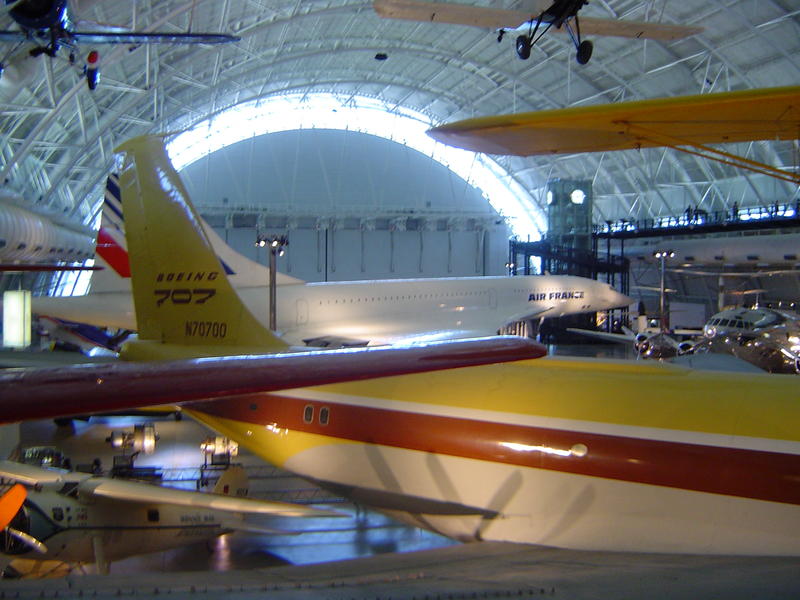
[1,0,798,232]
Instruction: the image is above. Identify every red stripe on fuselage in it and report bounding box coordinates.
[191,394,800,506]
[96,228,131,277]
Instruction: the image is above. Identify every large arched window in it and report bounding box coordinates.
[168,93,544,239]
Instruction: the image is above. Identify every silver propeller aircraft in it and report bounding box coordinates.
[571,305,800,374]
[0,461,338,575]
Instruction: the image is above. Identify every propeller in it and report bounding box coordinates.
[1,483,48,554]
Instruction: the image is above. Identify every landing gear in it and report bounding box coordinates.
[576,39,593,65]
[515,35,532,60]
[565,11,592,65]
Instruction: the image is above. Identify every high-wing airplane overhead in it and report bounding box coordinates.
[373,0,702,64]
[0,0,239,90]
[428,86,800,184]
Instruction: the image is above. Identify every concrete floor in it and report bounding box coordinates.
[4,542,799,599]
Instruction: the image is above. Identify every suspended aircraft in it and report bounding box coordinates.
[428,86,800,184]
[30,172,631,350]
[0,0,239,90]
[0,462,338,575]
[2,135,799,558]
[373,0,701,65]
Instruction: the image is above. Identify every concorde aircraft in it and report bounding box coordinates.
[373,0,701,65]
[0,462,338,574]
[0,0,238,90]
[3,135,799,558]
[30,172,630,350]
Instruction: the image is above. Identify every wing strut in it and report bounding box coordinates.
[623,122,800,185]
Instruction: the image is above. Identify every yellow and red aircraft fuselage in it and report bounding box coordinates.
[186,355,800,556]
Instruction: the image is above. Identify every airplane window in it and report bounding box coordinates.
[319,407,329,426]
[719,319,731,327]
[148,509,160,522]
[303,405,314,424]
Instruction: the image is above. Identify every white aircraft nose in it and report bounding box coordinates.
[609,287,632,308]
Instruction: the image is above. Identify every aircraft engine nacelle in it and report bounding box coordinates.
[8,0,68,31]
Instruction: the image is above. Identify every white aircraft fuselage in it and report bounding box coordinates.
[6,488,231,565]
[185,355,800,557]
[32,275,629,346]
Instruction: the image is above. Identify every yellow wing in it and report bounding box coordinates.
[428,86,800,183]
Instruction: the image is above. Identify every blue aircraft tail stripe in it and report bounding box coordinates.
[104,174,125,223]
[102,173,236,276]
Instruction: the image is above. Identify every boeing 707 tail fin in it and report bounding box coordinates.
[116,136,288,360]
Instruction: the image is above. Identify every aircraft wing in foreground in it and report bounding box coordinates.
[0,336,542,424]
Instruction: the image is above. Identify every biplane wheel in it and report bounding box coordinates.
[515,35,531,60]
[576,40,593,65]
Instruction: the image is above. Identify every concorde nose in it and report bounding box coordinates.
[608,286,633,308]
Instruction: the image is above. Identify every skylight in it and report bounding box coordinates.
[168,93,544,238]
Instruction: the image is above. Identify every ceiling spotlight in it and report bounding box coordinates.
[570,189,586,205]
